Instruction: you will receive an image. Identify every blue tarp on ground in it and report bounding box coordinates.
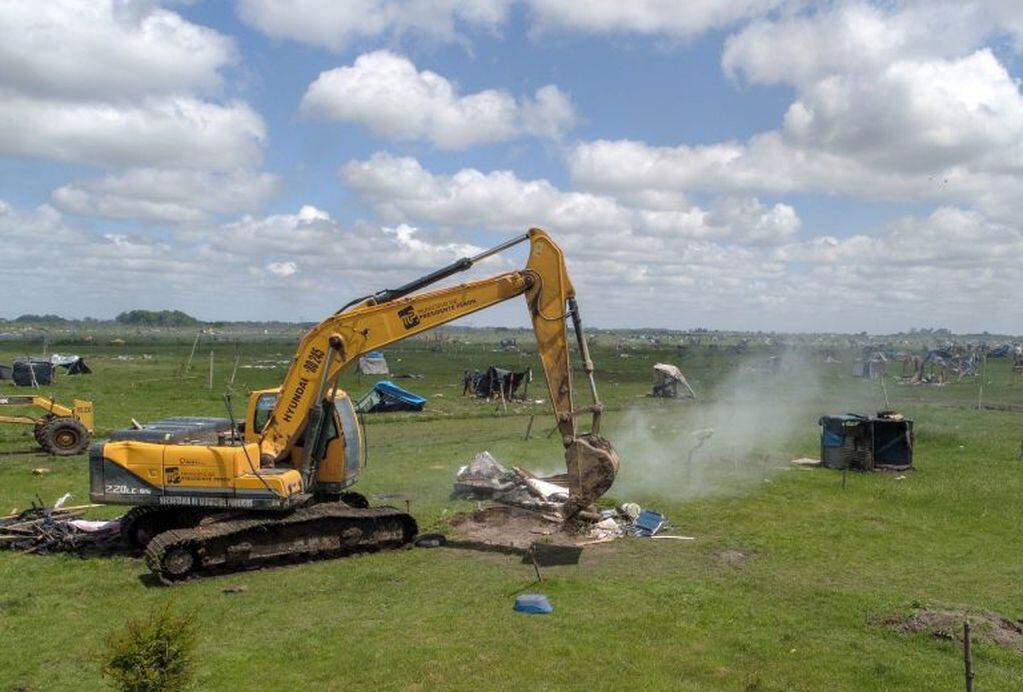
[356,380,427,413]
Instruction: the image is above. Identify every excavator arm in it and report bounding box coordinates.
[259,228,618,509]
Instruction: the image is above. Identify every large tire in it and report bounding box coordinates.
[40,418,89,456]
[33,415,54,445]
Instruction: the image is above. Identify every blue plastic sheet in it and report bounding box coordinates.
[514,594,554,614]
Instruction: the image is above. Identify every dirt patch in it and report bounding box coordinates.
[715,548,753,566]
[885,607,1023,652]
[446,505,583,552]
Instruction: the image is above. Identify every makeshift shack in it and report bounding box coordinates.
[819,411,913,471]
[652,363,696,398]
[854,352,888,379]
[463,366,531,400]
[356,380,426,413]
[356,351,389,376]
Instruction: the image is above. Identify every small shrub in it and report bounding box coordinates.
[101,606,197,692]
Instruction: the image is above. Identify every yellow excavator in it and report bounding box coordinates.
[89,228,619,582]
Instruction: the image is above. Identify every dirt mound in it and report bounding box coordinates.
[885,607,1023,651]
[447,505,583,552]
[715,548,752,566]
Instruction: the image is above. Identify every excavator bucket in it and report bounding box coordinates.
[565,433,620,514]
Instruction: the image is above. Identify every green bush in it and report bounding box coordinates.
[101,606,197,692]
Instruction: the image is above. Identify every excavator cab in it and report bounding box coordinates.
[245,388,365,496]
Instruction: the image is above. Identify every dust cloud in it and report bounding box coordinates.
[610,350,825,503]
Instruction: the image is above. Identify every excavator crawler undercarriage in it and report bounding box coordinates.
[144,503,417,583]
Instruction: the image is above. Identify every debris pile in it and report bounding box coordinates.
[454,452,568,513]
[451,451,687,549]
[0,500,121,554]
[584,506,689,542]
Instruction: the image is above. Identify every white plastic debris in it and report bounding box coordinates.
[589,517,623,540]
[618,502,641,521]
[53,492,73,509]
[68,519,120,533]
[524,477,569,502]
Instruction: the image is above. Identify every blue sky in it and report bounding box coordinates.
[1,1,1021,333]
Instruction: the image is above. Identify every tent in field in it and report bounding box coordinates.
[463,366,532,400]
[357,351,390,376]
[356,380,427,413]
[652,363,696,399]
[50,354,91,374]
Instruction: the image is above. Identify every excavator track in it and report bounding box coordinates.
[144,504,417,584]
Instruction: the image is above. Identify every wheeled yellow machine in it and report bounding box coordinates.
[90,228,619,582]
[0,395,93,455]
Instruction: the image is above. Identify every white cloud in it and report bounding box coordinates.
[570,3,1023,221]
[335,153,1023,330]
[526,0,788,37]
[1,194,1020,331]
[520,84,577,139]
[237,0,796,49]
[237,0,511,51]
[0,201,488,320]
[707,197,800,244]
[301,51,575,148]
[51,168,280,222]
[0,2,266,171]
[342,152,632,232]
[0,95,266,170]
[266,261,298,277]
[781,49,1023,173]
[343,153,801,246]
[0,0,237,100]
[774,206,1023,269]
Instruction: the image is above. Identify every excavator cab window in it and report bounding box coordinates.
[253,393,277,433]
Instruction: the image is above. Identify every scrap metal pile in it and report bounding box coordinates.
[0,499,121,554]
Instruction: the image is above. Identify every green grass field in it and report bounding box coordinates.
[1,336,1022,690]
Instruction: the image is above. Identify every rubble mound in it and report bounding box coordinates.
[447,505,582,552]
[885,607,1023,651]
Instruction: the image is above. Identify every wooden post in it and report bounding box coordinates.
[963,621,974,692]
[528,546,543,583]
[208,350,214,390]
[229,353,240,386]
[184,332,200,374]
[976,356,986,410]
[524,414,535,440]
